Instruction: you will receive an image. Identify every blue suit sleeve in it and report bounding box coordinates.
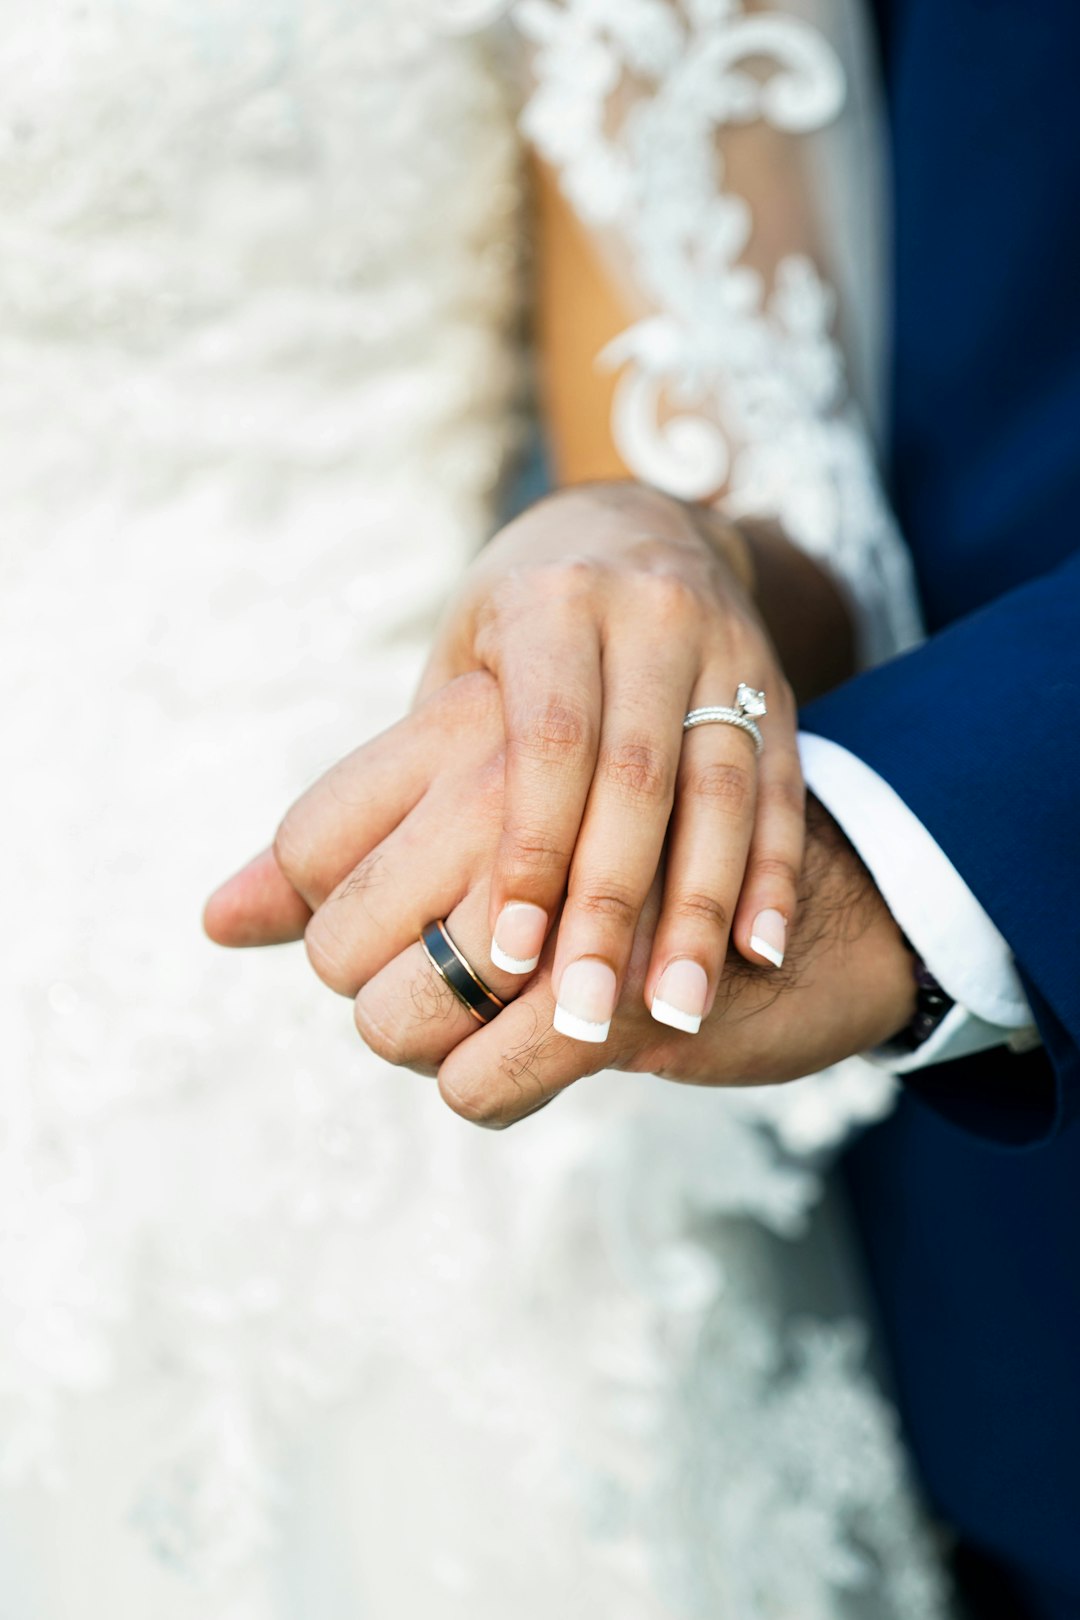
[801,548,1080,1146]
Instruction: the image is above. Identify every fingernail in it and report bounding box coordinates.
[553,958,617,1043]
[491,902,547,975]
[651,959,709,1034]
[750,909,786,968]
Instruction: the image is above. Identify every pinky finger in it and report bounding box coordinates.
[731,745,806,970]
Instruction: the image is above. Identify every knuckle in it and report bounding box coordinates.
[764,772,806,820]
[634,567,700,626]
[426,668,499,734]
[571,883,639,931]
[537,557,602,600]
[598,738,672,804]
[303,919,355,996]
[335,851,384,903]
[354,996,409,1068]
[504,825,573,877]
[684,758,754,816]
[750,853,800,891]
[445,668,501,730]
[438,1075,506,1130]
[473,752,508,824]
[672,889,731,933]
[512,696,593,765]
[479,578,531,651]
[272,814,310,895]
[493,559,599,623]
[773,771,806,816]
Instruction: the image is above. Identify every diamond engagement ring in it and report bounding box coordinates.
[683,683,767,756]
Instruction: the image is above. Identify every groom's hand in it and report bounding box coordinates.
[389,795,916,1126]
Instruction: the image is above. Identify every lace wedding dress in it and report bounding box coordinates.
[0,2,948,1616]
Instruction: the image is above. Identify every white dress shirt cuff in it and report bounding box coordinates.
[798,731,1038,1072]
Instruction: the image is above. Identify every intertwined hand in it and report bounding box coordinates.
[206,671,914,1126]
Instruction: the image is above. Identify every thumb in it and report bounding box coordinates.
[203,846,312,948]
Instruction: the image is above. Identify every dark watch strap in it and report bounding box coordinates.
[892,939,955,1053]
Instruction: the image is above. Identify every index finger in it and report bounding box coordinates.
[204,672,500,948]
[288,673,504,905]
[486,609,602,977]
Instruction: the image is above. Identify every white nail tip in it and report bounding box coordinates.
[490,941,541,976]
[650,997,702,1035]
[750,934,784,968]
[553,1005,610,1043]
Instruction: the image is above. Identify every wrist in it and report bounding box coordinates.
[686,500,757,595]
[889,945,956,1053]
[797,796,917,1050]
[717,514,857,701]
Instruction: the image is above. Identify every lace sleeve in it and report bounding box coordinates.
[508,0,923,667]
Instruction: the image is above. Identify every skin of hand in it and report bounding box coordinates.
[409,480,810,1041]
[205,672,916,1128]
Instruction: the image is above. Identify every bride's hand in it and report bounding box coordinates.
[206,479,807,1044]
[415,481,804,1037]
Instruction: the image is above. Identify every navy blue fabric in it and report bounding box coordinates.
[803,0,1080,1125]
[805,553,1080,1144]
[871,0,1080,637]
[800,3,1080,1612]
[843,1108,1080,1608]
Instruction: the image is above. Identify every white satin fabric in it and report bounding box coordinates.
[0,4,949,1616]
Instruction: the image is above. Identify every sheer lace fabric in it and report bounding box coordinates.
[0,2,947,1616]
[513,0,923,665]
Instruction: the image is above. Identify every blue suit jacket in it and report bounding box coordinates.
[801,1,1080,1604]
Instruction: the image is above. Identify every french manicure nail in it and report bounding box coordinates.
[750,909,787,968]
[651,959,709,1034]
[491,901,547,975]
[553,958,617,1043]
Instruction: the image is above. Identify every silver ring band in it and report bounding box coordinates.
[683,707,764,756]
[683,683,767,757]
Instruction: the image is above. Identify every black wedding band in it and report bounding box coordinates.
[419,920,506,1026]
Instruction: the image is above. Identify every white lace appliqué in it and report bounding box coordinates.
[513,0,923,663]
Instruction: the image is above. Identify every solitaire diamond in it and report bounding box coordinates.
[735,683,767,718]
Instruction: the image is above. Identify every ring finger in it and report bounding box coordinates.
[353,884,538,1075]
[642,671,763,1033]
